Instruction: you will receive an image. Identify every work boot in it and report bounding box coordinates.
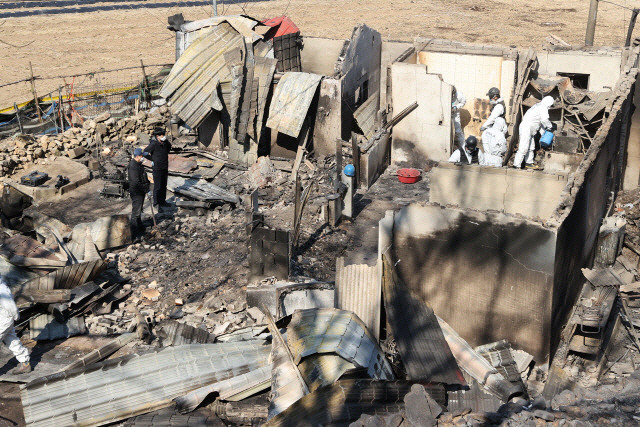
[524,163,542,170]
[10,362,32,375]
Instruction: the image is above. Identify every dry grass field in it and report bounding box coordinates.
[1,0,639,104]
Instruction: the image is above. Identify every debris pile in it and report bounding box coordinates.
[0,106,173,177]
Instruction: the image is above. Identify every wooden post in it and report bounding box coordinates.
[585,0,599,46]
[14,103,24,134]
[29,61,42,122]
[351,132,360,189]
[140,59,150,107]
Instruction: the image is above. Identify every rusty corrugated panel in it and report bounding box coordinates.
[447,378,502,414]
[475,340,525,385]
[157,320,216,346]
[12,259,106,301]
[253,56,277,143]
[265,379,446,427]
[21,342,271,427]
[266,72,322,137]
[335,257,380,340]
[160,23,245,128]
[297,354,355,392]
[382,255,465,385]
[353,92,379,140]
[175,365,271,413]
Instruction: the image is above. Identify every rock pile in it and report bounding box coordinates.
[0,105,172,176]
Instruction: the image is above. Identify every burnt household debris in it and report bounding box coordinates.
[3,11,640,427]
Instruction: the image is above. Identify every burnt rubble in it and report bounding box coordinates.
[2,11,640,427]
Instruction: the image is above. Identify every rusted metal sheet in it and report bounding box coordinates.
[60,333,137,372]
[167,176,240,204]
[382,255,465,385]
[266,72,322,137]
[447,379,502,414]
[353,91,379,140]
[254,56,278,143]
[0,234,66,268]
[297,354,355,392]
[335,257,380,339]
[160,23,246,128]
[29,314,86,341]
[21,342,272,427]
[175,365,271,413]
[265,379,446,427]
[142,154,197,174]
[12,259,106,302]
[157,320,216,346]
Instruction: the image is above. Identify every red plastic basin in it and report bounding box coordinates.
[397,168,421,184]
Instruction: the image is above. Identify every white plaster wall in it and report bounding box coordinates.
[537,51,622,91]
[300,37,346,76]
[391,63,452,164]
[416,51,516,138]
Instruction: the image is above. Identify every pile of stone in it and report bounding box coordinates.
[0,105,172,176]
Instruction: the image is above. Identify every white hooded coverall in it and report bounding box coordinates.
[448,141,485,164]
[514,96,554,168]
[481,98,505,131]
[452,89,466,149]
[481,117,508,167]
[0,278,30,364]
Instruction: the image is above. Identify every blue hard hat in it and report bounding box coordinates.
[344,164,355,177]
[134,148,144,156]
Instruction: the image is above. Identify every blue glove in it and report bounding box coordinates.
[143,152,149,156]
[151,161,154,167]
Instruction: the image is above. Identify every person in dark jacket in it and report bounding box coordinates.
[128,148,150,243]
[144,127,171,211]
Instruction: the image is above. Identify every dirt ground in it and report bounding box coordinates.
[2,0,640,104]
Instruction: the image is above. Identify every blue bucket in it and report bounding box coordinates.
[540,130,554,148]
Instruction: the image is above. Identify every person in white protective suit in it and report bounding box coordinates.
[0,277,31,375]
[481,117,508,167]
[481,87,506,132]
[514,96,555,169]
[452,87,466,150]
[449,136,484,165]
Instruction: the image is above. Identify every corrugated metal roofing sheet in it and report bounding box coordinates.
[266,72,322,137]
[286,308,394,380]
[382,255,465,385]
[268,308,394,419]
[353,92,379,140]
[160,23,245,128]
[335,258,380,340]
[21,341,271,427]
[12,259,106,301]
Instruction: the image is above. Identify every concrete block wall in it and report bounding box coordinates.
[249,226,290,281]
[429,163,568,219]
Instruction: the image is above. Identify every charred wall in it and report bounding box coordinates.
[551,76,635,356]
[391,204,556,362]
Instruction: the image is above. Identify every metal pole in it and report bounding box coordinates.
[140,59,150,108]
[29,61,42,122]
[625,9,640,47]
[213,0,217,15]
[585,0,599,46]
